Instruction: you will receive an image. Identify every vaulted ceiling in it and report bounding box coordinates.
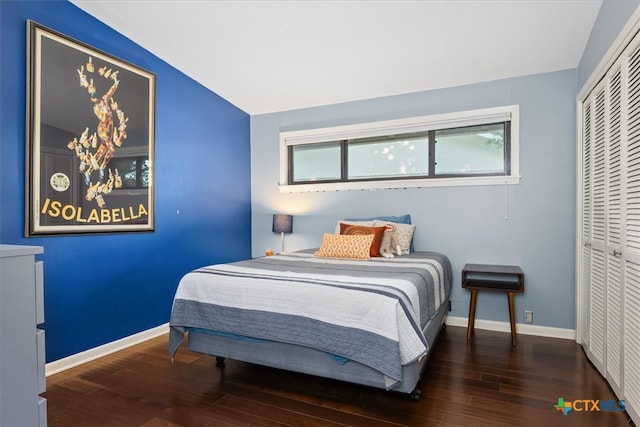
[71,0,602,115]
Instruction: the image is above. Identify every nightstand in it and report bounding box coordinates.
[462,263,524,347]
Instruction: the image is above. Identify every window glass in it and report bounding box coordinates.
[292,142,341,182]
[434,123,506,175]
[348,135,429,179]
[110,157,149,188]
[140,159,150,187]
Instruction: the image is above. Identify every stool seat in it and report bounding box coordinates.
[462,264,524,347]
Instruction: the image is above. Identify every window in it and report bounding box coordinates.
[347,133,430,180]
[280,105,519,192]
[291,142,341,182]
[434,122,509,176]
[109,156,150,189]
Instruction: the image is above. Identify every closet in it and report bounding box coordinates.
[578,19,640,425]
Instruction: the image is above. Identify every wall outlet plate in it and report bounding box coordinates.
[524,310,533,324]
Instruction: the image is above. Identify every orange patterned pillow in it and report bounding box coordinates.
[339,223,386,257]
[315,233,374,259]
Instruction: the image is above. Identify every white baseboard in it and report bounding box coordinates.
[44,317,575,376]
[45,323,169,377]
[445,315,576,340]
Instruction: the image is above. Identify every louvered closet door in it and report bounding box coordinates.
[623,39,640,423]
[606,66,623,394]
[586,85,607,375]
[579,23,640,426]
[581,93,593,352]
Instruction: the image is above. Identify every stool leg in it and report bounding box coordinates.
[508,292,516,347]
[467,289,477,341]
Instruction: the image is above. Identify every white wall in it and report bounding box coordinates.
[250,70,576,329]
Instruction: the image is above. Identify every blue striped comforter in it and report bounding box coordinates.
[169,251,451,381]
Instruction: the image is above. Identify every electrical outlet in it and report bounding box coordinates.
[524,310,533,324]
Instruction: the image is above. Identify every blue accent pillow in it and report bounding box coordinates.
[344,214,414,251]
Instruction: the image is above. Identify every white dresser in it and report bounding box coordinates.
[0,244,46,427]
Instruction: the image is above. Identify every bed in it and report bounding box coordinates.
[169,248,452,399]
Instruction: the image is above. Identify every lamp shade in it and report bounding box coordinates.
[272,214,293,234]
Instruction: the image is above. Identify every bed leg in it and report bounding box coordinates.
[409,388,421,401]
[215,356,225,366]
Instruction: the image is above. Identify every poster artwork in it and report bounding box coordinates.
[26,21,155,235]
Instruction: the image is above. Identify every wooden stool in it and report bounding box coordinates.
[462,264,525,347]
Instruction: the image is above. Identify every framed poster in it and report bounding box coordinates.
[26,21,155,236]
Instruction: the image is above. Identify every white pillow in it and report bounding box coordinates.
[373,220,416,255]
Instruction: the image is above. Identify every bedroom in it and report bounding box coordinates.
[0,0,637,426]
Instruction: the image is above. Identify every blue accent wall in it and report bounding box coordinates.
[251,70,577,330]
[0,1,252,362]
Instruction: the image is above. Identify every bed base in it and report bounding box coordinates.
[186,299,449,400]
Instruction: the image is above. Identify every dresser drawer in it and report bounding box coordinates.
[35,261,44,324]
[38,397,47,427]
[36,329,46,394]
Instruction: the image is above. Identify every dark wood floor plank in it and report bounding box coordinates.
[45,325,634,426]
[211,370,411,426]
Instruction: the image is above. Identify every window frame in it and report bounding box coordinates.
[279,105,520,193]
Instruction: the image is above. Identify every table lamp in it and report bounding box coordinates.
[272,214,293,254]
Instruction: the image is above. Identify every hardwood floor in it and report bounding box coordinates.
[44,325,633,427]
